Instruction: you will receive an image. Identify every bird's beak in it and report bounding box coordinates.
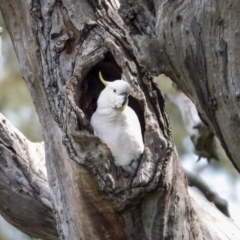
[121,93,128,107]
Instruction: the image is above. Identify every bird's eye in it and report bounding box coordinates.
[113,89,116,92]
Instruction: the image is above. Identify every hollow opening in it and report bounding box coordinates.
[78,52,145,136]
[78,52,122,120]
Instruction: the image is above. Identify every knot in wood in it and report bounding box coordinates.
[176,15,182,22]
[209,96,217,111]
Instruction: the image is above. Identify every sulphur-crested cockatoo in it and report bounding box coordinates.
[91,72,144,179]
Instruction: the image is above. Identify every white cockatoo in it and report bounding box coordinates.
[91,72,144,180]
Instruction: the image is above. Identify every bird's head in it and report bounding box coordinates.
[97,72,131,110]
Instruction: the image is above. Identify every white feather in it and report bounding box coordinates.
[91,79,144,174]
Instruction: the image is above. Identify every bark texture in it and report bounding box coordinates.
[1,112,239,239]
[189,188,240,240]
[154,0,240,172]
[0,114,58,240]
[0,0,239,240]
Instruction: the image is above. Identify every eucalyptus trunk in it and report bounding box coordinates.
[0,1,239,240]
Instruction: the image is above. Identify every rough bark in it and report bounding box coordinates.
[1,112,239,239]
[0,0,239,240]
[189,188,239,240]
[0,114,58,240]
[0,0,201,239]
[154,0,240,172]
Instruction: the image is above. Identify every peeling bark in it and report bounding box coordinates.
[0,0,239,240]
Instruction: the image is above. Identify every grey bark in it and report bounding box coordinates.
[0,0,239,240]
[1,113,239,240]
[0,114,58,240]
[189,188,239,240]
[154,0,240,172]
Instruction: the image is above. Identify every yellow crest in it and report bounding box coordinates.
[99,71,108,86]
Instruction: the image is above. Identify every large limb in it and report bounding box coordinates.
[154,0,240,172]
[0,113,58,240]
[190,188,239,239]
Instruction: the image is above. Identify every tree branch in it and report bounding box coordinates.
[190,188,239,239]
[0,113,58,240]
[185,169,230,217]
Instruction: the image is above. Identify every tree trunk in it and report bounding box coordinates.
[154,0,240,172]
[1,114,240,240]
[0,1,239,240]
